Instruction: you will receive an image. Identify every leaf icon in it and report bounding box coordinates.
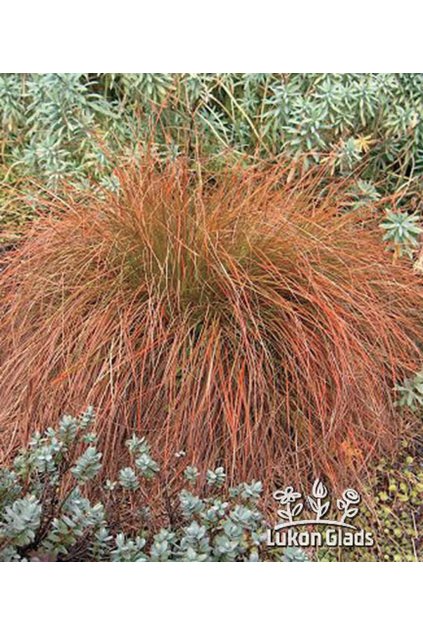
[320,500,330,518]
[307,496,318,514]
[292,502,303,517]
[277,509,290,521]
[344,507,359,519]
[337,499,346,511]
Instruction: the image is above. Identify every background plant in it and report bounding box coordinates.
[315,439,422,562]
[316,374,422,562]
[1,74,423,254]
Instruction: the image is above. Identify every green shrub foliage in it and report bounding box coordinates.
[1,73,422,255]
[0,73,422,190]
[316,439,422,562]
[0,408,307,562]
[1,73,422,252]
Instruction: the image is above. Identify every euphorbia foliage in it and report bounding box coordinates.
[0,158,422,491]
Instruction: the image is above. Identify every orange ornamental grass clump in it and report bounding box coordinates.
[0,157,422,492]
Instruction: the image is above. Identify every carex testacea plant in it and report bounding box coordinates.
[0,155,422,496]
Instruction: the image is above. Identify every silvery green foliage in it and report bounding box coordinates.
[347,180,380,211]
[380,211,422,257]
[1,74,116,188]
[1,74,423,258]
[71,446,102,482]
[111,534,148,562]
[0,74,25,133]
[206,466,226,487]
[1,73,423,191]
[134,452,159,479]
[283,546,309,562]
[124,433,160,479]
[395,370,423,411]
[0,495,41,547]
[42,492,106,557]
[241,480,263,500]
[179,490,204,518]
[119,73,175,105]
[118,467,139,491]
[183,465,199,484]
[0,408,307,562]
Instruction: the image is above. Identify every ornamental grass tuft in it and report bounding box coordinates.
[0,157,422,494]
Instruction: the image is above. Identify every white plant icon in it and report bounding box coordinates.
[337,488,361,524]
[273,486,303,524]
[307,478,330,520]
[273,479,362,529]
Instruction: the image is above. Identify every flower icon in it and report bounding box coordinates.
[307,478,330,519]
[274,486,303,524]
[342,488,360,504]
[272,480,363,530]
[337,487,361,524]
[273,486,301,505]
[311,479,328,499]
